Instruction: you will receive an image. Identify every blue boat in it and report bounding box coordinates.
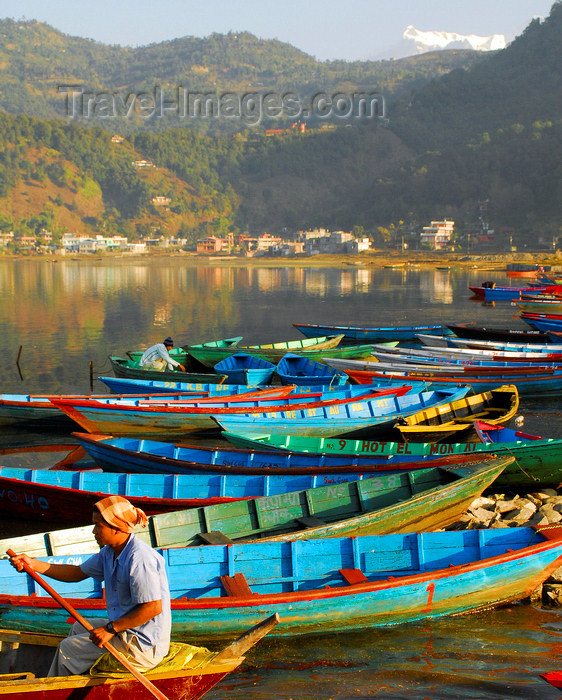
[0,465,384,525]
[72,430,484,476]
[276,353,348,387]
[521,315,562,333]
[1,528,561,638]
[53,386,419,438]
[98,376,360,395]
[211,386,472,439]
[470,283,562,301]
[214,353,276,385]
[293,322,452,342]
[98,376,429,396]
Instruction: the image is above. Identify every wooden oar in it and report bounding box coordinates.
[6,549,169,700]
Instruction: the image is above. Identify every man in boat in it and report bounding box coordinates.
[139,336,186,372]
[9,495,172,676]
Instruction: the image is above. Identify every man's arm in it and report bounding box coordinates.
[10,553,88,582]
[89,599,163,647]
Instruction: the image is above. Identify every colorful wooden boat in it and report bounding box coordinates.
[213,353,276,385]
[387,342,562,362]
[275,353,348,387]
[342,364,562,396]
[126,336,244,366]
[0,390,231,430]
[73,431,488,478]
[109,355,229,383]
[186,334,347,367]
[51,386,413,437]
[521,314,562,333]
[212,386,472,440]
[293,322,453,342]
[97,376,359,396]
[369,344,562,367]
[0,614,279,699]
[393,385,519,442]
[418,335,562,353]
[516,299,562,314]
[222,425,562,488]
[0,459,511,555]
[0,466,371,525]
[1,528,561,638]
[444,323,550,343]
[469,283,562,300]
[540,670,562,690]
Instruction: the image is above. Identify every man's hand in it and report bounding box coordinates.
[178,364,186,372]
[9,553,46,574]
[89,624,118,648]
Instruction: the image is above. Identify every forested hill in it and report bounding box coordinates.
[0,18,484,133]
[0,3,560,243]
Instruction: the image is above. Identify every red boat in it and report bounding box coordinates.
[0,614,279,699]
[540,670,562,690]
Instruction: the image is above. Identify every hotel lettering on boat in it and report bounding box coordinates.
[352,440,483,454]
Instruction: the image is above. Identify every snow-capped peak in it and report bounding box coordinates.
[403,25,506,53]
[371,25,506,61]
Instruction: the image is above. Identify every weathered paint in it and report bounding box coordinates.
[1,528,560,638]
[0,458,510,555]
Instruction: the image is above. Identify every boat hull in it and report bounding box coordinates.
[0,529,560,638]
[293,323,452,342]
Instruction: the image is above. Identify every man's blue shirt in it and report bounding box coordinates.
[81,535,171,655]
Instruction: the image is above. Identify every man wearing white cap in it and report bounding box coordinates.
[139,337,186,372]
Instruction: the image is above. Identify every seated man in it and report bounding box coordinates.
[9,496,171,677]
[139,337,186,372]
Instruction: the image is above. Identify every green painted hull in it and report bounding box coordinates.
[222,431,562,488]
[0,458,509,555]
[185,335,375,367]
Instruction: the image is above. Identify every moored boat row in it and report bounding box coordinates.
[3,321,562,696]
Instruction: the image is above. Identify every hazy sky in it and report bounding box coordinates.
[0,0,556,61]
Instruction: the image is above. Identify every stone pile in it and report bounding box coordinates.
[446,489,562,606]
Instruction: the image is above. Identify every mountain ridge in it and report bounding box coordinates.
[373,24,506,60]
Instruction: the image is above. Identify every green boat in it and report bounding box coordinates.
[186,335,392,367]
[0,458,509,554]
[222,420,562,489]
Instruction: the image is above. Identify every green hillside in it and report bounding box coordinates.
[0,3,560,242]
[0,18,485,134]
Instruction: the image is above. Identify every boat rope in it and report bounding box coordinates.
[502,447,538,482]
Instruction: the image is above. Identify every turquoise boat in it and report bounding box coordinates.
[1,528,561,638]
[51,386,417,437]
[212,386,472,439]
[0,459,510,552]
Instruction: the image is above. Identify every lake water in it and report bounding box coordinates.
[1,257,562,698]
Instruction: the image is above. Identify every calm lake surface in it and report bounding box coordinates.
[1,257,562,698]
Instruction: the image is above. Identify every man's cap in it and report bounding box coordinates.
[163,337,174,346]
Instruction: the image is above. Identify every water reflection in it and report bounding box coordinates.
[0,259,540,396]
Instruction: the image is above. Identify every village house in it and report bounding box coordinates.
[420,220,455,250]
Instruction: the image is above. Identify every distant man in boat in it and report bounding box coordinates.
[140,336,186,372]
[9,495,172,676]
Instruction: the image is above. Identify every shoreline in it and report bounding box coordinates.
[1,249,560,271]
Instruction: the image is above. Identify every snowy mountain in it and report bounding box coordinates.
[373,25,506,60]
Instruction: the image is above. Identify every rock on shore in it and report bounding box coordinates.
[446,489,562,606]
